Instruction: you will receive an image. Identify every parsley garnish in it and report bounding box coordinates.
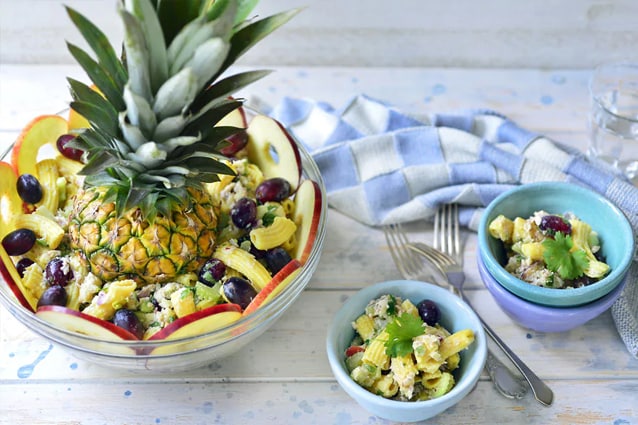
[384,313,425,357]
[387,295,397,316]
[542,232,589,280]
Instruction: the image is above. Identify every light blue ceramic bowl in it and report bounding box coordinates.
[478,182,634,307]
[326,280,487,423]
[478,255,628,332]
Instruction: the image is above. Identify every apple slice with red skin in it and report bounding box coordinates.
[0,255,33,311]
[292,179,323,264]
[246,115,302,192]
[147,303,242,353]
[216,106,248,157]
[11,115,68,177]
[36,305,139,341]
[242,259,303,316]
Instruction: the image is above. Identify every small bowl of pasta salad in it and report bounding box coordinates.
[326,280,487,423]
[478,182,634,308]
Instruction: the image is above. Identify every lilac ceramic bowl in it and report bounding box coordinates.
[477,255,627,333]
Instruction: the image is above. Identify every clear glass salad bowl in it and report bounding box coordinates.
[0,112,327,372]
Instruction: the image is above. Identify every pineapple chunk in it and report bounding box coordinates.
[520,242,545,262]
[488,215,514,243]
[512,217,528,243]
[15,213,65,249]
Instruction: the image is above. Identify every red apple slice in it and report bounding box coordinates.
[242,259,303,316]
[11,115,69,177]
[246,115,302,192]
[148,303,242,354]
[0,255,33,311]
[36,305,139,341]
[216,106,248,157]
[292,179,323,264]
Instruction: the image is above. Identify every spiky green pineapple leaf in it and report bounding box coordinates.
[189,69,271,114]
[66,42,126,112]
[123,0,169,93]
[155,0,203,46]
[218,9,300,78]
[65,6,127,89]
[184,98,243,136]
[68,101,119,136]
[235,0,260,24]
[68,78,119,119]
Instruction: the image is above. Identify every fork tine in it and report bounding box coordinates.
[383,224,426,280]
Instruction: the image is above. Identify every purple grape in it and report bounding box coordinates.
[237,235,266,259]
[16,174,43,204]
[198,258,227,286]
[417,299,441,326]
[220,131,248,157]
[2,228,36,256]
[15,258,35,278]
[45,257,74,286]
[264,247,292,275]
[113,309,145,339]
[230,197,257,229]
[255,178,291,203]
[539,215,571,235]
[37,285,68,308]
[56,134,84,161]
[223,277,257,310]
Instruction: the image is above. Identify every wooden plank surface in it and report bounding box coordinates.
[1,65,637,425]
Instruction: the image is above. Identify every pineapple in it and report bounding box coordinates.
[63,0,297,285]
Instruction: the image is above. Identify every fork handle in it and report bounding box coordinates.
[477,314,554,406]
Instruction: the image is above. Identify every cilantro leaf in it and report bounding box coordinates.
[542,232,590,280]
[384,313,425,357]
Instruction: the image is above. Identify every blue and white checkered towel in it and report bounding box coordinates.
[257,94,638,357]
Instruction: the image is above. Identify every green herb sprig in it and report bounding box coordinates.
[384,313,425,357]
[542,232,589,280]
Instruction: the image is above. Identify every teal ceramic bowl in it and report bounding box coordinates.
[478,182,634,307]
[326,280,487,423]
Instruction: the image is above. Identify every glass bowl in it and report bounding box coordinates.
[0,113,327,372]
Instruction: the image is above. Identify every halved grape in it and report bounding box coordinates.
[255,178,291,203]
[56,134,84,161]
[198,258,226,287]
[230,198,257,229]
[113,309,144,339]
[16,174,43,204]
[264,247,292,275]
[220,131,248,157]
[37,285,68,308]
[2,229,37,256]
[45,257,74,286]
[15,258,35,278]
[417,299,441,326]
[223,277,257,310]
[539,215,571,235]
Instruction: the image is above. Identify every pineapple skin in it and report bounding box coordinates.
[68,186,217,285]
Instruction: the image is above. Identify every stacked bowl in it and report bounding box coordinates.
[477,182,634,332]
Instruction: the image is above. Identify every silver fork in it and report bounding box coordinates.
[410,204,554,406]
[383,223,527,401]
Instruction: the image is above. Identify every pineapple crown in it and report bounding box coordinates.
[66,0,298,220]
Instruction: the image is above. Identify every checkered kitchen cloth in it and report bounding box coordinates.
[254,94,638,357]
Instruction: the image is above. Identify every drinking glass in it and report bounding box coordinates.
[588,62,638,184]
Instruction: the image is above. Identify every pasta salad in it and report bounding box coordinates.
[488,210,610,288]
[344,294,475,401]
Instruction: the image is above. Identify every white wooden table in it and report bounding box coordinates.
[1,65,637,424]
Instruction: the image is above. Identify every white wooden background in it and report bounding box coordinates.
[1,0,638,68]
